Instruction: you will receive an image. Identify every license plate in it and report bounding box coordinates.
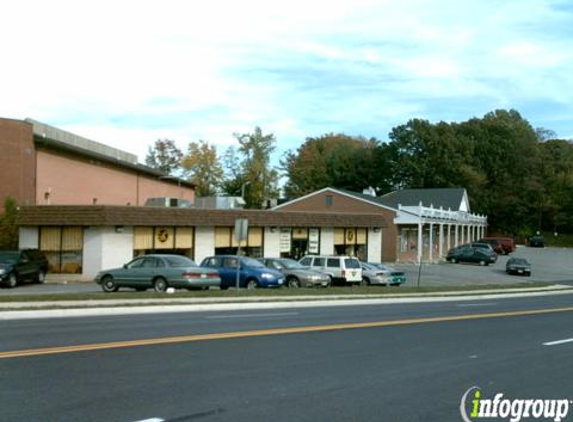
[518,270,523,274]
[321,281,328,286]
[201,274,207,278]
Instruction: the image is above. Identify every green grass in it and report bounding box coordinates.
[0,282,556,303]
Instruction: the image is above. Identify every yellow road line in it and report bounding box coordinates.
[2,306,573,360]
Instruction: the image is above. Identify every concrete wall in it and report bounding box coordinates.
[0,119,36,206]
[320,227,334,255]
[19,227,39,249]
[195,226,215,264]
[367,228,382,263]
[35,148,194,206]
[83,226,134,279]
[263,227,280,257]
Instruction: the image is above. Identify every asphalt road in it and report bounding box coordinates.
[2,295,573,422]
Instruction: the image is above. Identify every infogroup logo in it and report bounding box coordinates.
[460,387,571,422]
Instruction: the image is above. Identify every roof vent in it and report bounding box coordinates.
[362,186,377,197]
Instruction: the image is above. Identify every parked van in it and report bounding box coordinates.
[299,255,363,285]
[478,237,516,255]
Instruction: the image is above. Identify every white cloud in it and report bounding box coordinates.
[1,0,572,160]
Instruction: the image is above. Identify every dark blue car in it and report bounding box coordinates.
[200,255,285,289]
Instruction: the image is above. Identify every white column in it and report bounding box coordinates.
[447,224,451,251]
[455,224,459,247]
[320,227,334,255]
[439,223,444,258]
[19,227,39,249]
[429,223,434,262]
[195,226,215,265]
[417,221,423,263]
[263,227,280,258]
[367,228,382,263]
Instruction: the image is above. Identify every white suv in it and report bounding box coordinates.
[299,255,363,285]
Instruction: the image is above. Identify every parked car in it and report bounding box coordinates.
[299,255,362,285]
[479,237,515,255]
[446,245,497,266]
[94,254,221,292]
[361,262,406,286]
[0,249,49,288]
[259,258,331,288]
[529,235,545,248]
[201,255,285,289]
[466,242,498,262]
[506,257,532,276]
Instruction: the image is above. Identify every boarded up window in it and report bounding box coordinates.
[334,228,345,245]
[40,227,62,251]
[215,227,231,248]
[155,227,174,249]
[134,227,153,250]
[175,227,194,249]
[62,227,83,251]
[356,229,367,245]
[247,227,263,247]
[292,228,308,240]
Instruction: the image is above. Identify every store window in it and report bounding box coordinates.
[134,226,194,258]
[214,227,263,257]
[39,226,83,274]
[279,227,320,259]
[334,227,367,260]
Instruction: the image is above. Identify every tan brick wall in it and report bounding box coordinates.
[279,191,398,262]
[35,148,195,206]
[0,119,36,206]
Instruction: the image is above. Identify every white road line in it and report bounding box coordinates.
[543,338,573,346]
[206,312,300,319]
[457,303,497,307]
[131,418,164,422]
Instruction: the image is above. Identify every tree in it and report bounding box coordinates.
[228,127,279,209]
[0,197,19,250]
[181,141,224,197]
[282,134,389,198]
[145,139,183,175]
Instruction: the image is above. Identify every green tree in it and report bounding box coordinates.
[181,141,224,197]
[145,139,183,175]
[0,197,19,250]
[282,134,390,198]
[229,127,279,209]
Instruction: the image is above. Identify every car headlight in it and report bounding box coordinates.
[0,269,5,275]
[261,272,275,280]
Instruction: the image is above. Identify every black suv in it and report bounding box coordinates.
[0,250,49,288]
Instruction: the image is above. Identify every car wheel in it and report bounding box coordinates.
[36,271,46,284]
[479,260,487,266]
[153,277,168,292]
[287,277,300,288]
[7,273,18,288]
[101,275,118,292]
[361,277,370,286]
[246,279,258,290]
[450,258,457,264]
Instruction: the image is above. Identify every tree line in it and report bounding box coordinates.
[146,109,573,237]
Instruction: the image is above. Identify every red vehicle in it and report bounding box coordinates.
[478,237,515,255]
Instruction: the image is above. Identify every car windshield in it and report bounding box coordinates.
[0,251,19,264]
[242,257,265,268]
[344,259,361,269]
[278,259,305,269]
[511,258,528,265]
[163,256,197,267]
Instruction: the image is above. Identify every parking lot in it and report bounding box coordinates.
[1,246,572,296]
[394,246,573,287]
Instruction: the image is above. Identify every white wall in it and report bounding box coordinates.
[83,226,134,279]
[263,227,280,257]
[19,227,39,249]
[367,228,382,263]
[320,227,334,255]
[195,226,215,264]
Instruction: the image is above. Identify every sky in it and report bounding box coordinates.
[1,0,572,165]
